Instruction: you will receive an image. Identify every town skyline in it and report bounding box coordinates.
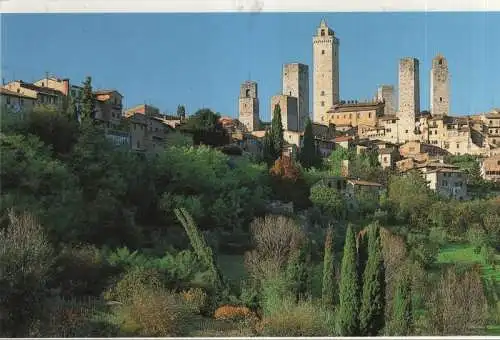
[2,12,499,120]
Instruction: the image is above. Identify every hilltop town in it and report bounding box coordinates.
[1,18,499,338]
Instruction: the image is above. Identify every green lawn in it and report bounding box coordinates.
[437,243,500,335]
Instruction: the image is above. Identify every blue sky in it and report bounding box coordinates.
[1,12,499,120]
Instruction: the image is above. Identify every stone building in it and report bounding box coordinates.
[481,154,500,182]
[397,57,420,143]
[124,103,161,118]
[377,85,396,116]
[126,112,174,153]
[238,81,260,132]
[0,87,36,114]
[419,164,468,200]
[271,94,299,131]
[3,80,65,110]
[313,19,340,124]
[483,110,500,147]
[94,90,123,129]
[325,100,384,128]
[283,63,309,130]
[430,54,450,116]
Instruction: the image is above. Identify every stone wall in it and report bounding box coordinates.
[283,63,309,130]
[238,81,260,132]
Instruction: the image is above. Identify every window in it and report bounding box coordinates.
[456,143,460,148]
[321,50,325,55]
[321,101,325,107]
[6,97,10,104]
[405,130,408,133]
[368,112,372,118]
[321,29,325,36]
[245,89,250,97]
[321,91,325,96]
[383,156,387,163]
[439,59,443,65]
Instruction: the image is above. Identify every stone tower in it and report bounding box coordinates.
[397,57,420,143]
[430,54,450,116]
[313,19,340,124]
[238,81,259,132]
[377,85,396,116]
[283,63,309,131]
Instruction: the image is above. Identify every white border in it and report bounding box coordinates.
[0,0,499,13]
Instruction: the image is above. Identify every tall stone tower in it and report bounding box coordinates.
[397,57,420,143]
[238,81,259,132]
[313,19,340,124]
[377,85,396,116]
[430,54,450,116]
[283,63,309,131]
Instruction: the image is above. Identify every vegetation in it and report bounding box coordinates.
[1,98,499,336]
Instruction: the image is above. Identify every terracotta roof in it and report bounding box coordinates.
[379,115,399,121]
[0,88,36,99]
[348,179,383,187]
[16,81,63,96]
[327,102,382,113]
[335,136,353,142]
[94,89,122,96]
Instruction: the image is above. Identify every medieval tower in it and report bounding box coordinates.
[430,54,450,116]
[377,84,396,116]
[283,63,309,131]
[238,81,260,132]
[397,57,420,143]
[313,19,340,124]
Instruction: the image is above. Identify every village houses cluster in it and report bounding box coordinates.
[1,20,499,201]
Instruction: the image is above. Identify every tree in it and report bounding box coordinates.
[359,224,386,336]
[270,103,284,160]
[386,269,413,336]
[262,128,275,166]
[299,117,321,169]
[80,76,95,125]
[337,224,360,336]
[286,240,311,303]
[176,105,186,119]
[322,226,336,307]
[309,184,346,219]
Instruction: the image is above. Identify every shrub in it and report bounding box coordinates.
[424,265,488,335]
[256,299,336,336]
[214,305,257,321]
[181,287,209,314]
[0,210,54,337]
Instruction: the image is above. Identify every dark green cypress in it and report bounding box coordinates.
[262,128,274,166]
[337,224,360,336]
[359,225,386,336]
[387,270,413,335]
[81,76,95,125]
[299,117,321,169]
[270,103,284,160]
[322,226,336,306]
[286,239,311,303]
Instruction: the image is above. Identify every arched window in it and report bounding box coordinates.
[245,89,251,97]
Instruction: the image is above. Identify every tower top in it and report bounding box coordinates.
[316,19,335,37]
[432,54,447,67]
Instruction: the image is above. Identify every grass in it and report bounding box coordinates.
[437,243,500,335]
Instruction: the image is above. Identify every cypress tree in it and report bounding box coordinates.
[270,103,284,160]
[81,76,95,125]
[299,117,321,169]
[322,225,336,306]
[337,224,360,336]
[262,128,275,166]
[357,230,369,296]
[359,225,386,336]
[387,269,413,335]
[286,242,310,303]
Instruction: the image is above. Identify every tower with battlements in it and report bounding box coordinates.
[238,81,260,132]
[313,19,340,124]
[430,54,450,116]
[283,63,309,130]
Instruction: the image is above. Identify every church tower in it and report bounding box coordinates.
[313,19,340,124]
[238,81,260,132]
[430,54,450,116]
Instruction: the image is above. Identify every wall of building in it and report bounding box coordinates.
[271,94,299,132]
[397,57,420,143]
[283,63,309,130]
[377,85,396,116]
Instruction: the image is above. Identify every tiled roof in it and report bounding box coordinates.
[17,81,63,96]
[348,179,383,187]
[94,89,122,96]
[0,88,36,99]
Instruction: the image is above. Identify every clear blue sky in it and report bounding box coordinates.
[1,12,499,120]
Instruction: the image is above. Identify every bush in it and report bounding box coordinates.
[50,244,120,298]
[181,287,209,314]
[256,299,336,336]
[105,267,195,336]
[214,305,257,321]
[0,210,54,337]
